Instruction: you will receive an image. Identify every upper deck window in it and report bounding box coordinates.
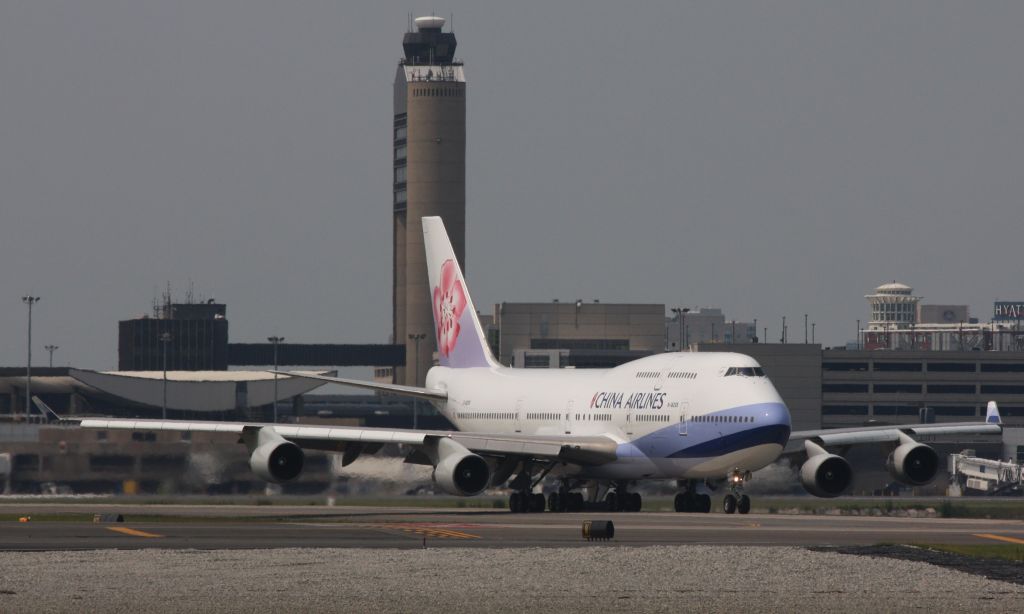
[724,367,765,377]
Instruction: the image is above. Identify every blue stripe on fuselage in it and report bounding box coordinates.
[626,402,791,459]
[666,423,790,458]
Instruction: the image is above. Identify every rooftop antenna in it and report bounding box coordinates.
[161,282,173,319]
[450,12,454,32]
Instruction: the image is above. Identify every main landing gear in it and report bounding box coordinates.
[509,479,643,513]
[673,482,712,513]
[546,487,584,513]
[508,491,546,514]
[721,470,752,515]
[604,482,642,512]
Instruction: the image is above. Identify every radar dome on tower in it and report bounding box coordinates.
[415,16,446,31]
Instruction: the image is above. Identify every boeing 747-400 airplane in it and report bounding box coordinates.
[74,217,1003,513]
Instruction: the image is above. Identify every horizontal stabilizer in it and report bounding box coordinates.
[271,371,447,401]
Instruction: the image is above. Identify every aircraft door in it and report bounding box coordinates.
[678,402,689,436]
[564,400,574,434]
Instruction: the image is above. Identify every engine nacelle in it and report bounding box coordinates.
[800,443,853,498]
[429,438,491,496]
[248,431,304,483]
[887,441,939,486]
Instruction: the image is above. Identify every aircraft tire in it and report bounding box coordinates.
[723,494,737,514]
[530,493,546,513]
[605,491,618,512]
[548,492,560,513]
[737,494,751,515]
[699,494,712,513]
[673,493,687,513]
[570,492,584,512]
[509,492,521,513]
[630,492,642,512]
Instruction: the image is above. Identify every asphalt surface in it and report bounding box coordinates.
[3,504,1024,550]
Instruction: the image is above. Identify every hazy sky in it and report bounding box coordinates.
[2,1,1022,369]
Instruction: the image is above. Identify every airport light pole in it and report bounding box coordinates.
[22,296,40,423]
[44,345,59,368]
[268,336,284,423]
[804,314,808,344]
[160,332,171,420]
[409,333,426,429]
[856,319,861,349]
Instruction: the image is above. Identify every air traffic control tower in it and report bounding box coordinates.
[393,16,466,386]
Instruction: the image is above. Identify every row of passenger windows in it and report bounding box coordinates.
[455,412,515,420]
[637,370,698,380]
[694,415,754,424]
[724,367,766,377]
[412,87,464,97]
[455,411,764,424]
[667,372,697,379]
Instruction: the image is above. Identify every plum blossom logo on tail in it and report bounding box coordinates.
[433,259,467,357]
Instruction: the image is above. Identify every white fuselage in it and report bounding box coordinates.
[425,352,792,481]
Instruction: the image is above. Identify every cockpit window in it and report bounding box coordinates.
[724,367,765,377]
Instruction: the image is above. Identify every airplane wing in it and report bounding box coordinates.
[74,418,619,466]
[785,401,1003,453]
[785,422,1002,453]
[271,370,447,401]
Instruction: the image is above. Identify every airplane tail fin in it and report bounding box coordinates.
[986,401,1002,425]
[422,216,499,369]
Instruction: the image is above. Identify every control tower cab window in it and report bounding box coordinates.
[724,367,765,377]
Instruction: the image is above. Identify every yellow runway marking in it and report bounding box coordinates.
[107,527,163,538]
[369,523,479,540]
[974,533,1024,545]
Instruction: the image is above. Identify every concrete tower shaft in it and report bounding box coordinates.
[393,17,466,386]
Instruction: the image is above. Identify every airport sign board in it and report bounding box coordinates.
[993,301,1024,321]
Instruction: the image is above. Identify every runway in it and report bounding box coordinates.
[3,504,1024,550]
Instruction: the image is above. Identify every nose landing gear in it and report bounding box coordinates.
[722,470,752,515]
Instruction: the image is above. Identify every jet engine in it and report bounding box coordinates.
[886,438,939,486]
[429,437,491,496]
[800,441,853,498]
[248,429,304,483]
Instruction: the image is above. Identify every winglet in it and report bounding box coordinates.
[985,401,1002,425]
